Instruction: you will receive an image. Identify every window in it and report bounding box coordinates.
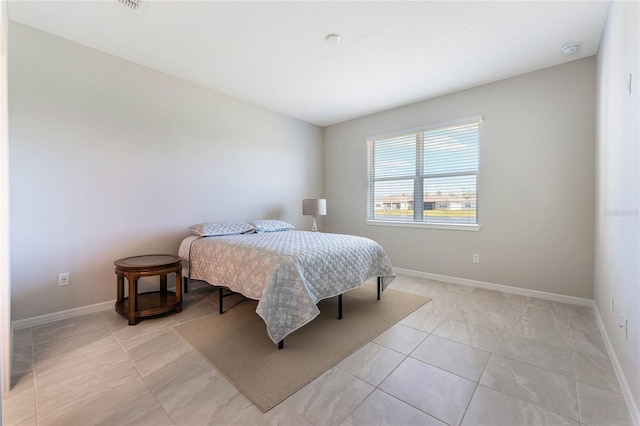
[367,115,481,229]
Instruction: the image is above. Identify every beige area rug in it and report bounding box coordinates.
[175,283,430,412]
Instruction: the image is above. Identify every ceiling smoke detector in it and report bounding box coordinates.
[117,0,143,12]
[325,34,341,44]
[562,43,581,55]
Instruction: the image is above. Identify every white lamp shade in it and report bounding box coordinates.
[302,199,327,216]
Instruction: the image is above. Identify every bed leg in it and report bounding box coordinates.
[219,287,224,314]
[278,340,284,350]
[377,277,382,300]
[183,277,189,293]
[338,294,343,319]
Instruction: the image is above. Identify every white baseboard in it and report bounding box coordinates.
[10,271,592,328]
[12,300,115,330]
[394,267,593,306]
[11,289,181,331]
[593,303,640,426]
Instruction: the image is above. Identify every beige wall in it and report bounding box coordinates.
[595,1,640,416]
[324,57,596,299]
[8,22,323,320]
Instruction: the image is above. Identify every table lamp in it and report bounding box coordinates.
[302,199,327,232]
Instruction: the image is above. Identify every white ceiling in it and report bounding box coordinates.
[8,1,609,127]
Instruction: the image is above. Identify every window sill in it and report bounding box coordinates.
[365,220,481,231]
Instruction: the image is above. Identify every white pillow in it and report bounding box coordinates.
[187,221,255,237]
[254,220,295,233]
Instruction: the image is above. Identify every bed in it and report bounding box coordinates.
[178,228,395,346]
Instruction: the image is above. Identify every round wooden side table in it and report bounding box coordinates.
[114,254,182,325]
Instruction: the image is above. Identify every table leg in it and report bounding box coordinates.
[116,275,124,304]
[175,270,182,313]
[160,274,167,298]
[127,273,137,325]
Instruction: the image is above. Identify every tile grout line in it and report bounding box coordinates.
[434,294,586,425]
[457,327,499,425]
[106,314,178,426]
[335,322,448,424]
[490,352,574,381]
[475,383,580,425]
[370,338,455,426]
[30,327,39,426]
[31,314,119,368]
[440,302,604,360]
[333,325,429,424]
[572,350,584,425]
[345,282,613,424]
[373,306,491,425]
[470,348,582,422]
[327,367,376,426]
[376,387,452,425]
[473,349,581,425]
[458,375,483,425]
[14,276,621,425]
[412,293,491,424]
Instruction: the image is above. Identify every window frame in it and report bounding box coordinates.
[366,115,483,231]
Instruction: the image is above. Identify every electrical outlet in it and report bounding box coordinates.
[619,314,627,338]
[611,295,615,313]
[629,73,633,96]
[473,254,480,263]
[58,272,69,286]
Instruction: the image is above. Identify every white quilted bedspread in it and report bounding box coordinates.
[178,230,395,343]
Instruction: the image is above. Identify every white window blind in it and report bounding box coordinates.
[367,116,481,227]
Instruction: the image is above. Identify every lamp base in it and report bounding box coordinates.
[311,216,319,232]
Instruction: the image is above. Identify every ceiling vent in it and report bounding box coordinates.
[117,0,143,12]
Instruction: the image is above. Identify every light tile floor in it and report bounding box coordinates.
[2,275,634,426]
